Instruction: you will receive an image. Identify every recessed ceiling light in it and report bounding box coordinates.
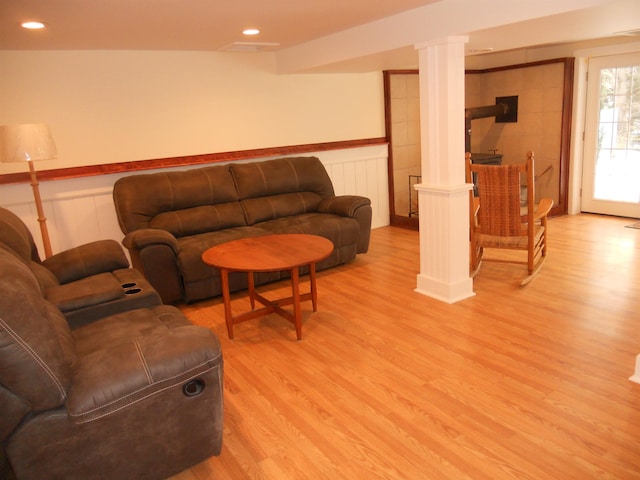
[242,28,260,36]
[21,21,46,29]
[21,22,45,30]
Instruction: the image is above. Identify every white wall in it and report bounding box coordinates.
[0,50,390,255]
[0,50,386,173]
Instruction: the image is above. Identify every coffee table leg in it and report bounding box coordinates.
[220,268,234,339]
[290,267,302,340]
[310,262,318,312]
[248,271,256,310]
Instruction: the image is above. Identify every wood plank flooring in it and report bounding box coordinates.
[174,214,640,480]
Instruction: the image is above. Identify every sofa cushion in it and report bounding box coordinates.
[113,164,239,233]
[255,213,361,249]
[240,191,324,225]
[0,207,40,262]
[177,226,270,284]
[150,202,247,237]
[231,156,335,199]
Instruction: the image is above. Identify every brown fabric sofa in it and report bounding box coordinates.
[0,206,162,329]
[0,244,224,480]
[113,156,372,303]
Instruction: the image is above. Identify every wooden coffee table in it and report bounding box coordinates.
[202,234,334,340]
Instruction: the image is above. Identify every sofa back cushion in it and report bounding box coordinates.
[0,206,41,262]
[239,192,323,225]
[0,247,74,418]
[113,164,245,236]
[230,157,335,225]
[150,203,246,237]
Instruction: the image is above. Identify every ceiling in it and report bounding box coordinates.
[1,0,639,73]
[0,0,442,51]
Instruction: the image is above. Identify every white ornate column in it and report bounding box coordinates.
[414,36,474,303]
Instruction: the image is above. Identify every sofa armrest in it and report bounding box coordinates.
[42,240,129,284]
[122,229,182,303]
[319,196,372,253]
[122,228,179,253]
[318,195,371,217]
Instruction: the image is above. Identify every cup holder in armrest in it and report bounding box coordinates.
[122,282,142,295]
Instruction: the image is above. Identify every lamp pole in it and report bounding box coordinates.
[27,160,53,258]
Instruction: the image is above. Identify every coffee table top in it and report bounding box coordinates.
[202,234,334,272]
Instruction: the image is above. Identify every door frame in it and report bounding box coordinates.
[571,41,640,216]
[580,51,640,218]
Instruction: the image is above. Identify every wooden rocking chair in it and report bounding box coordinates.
[466,151,553,285]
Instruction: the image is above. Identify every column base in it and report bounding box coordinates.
[415,273,474,304]
[414,182,475,304]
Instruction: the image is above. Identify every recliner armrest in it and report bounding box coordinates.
[43,240,129,284]
[318,195,371,217]
[122,228,179,254]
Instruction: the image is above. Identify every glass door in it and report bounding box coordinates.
[582,52,640,218]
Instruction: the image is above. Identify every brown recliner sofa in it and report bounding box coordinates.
[0,206,161,328]
[113,156,372,304]
[0,244,224,480]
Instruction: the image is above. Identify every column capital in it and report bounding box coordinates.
[415,35,468,51]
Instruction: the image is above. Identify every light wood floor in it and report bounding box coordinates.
[174,214,640,480]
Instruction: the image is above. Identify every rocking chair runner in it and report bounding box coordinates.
[466,151,553,285]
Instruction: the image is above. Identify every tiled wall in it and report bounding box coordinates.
[465,62,565,204]
[388,62,566,213]
[389,74,421,217]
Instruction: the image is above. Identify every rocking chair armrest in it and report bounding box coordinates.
[534,198,553,220]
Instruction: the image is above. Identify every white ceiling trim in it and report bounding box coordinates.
[275,0,618,73]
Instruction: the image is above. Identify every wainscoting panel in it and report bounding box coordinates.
[0,145,390,257]
[320,144,390,231]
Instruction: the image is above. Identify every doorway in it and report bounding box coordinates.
[581,51,640,218]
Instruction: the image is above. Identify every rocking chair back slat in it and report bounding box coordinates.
[475,164,524,237]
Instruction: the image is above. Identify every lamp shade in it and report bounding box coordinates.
[0,123,57,163]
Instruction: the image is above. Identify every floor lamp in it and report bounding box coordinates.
[0,123,57,258]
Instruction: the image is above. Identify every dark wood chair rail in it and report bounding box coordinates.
[0,137,387,185]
